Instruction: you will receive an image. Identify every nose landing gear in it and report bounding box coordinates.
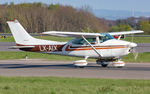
[112,60,125,68]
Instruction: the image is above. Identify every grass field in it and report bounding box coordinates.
[122,52,150,63]
[0,76,149,94]
[0,51,83,61]
[0,36,150,43]
[0,36,72,42]
[123,37,150,43]
[0,51,150,62]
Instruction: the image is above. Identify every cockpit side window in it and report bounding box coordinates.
[71,34,114,45]
[86,38,96,44]
[72,38,96,45]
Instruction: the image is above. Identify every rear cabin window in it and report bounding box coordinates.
[72,34,114,45]
[72,38,96,45]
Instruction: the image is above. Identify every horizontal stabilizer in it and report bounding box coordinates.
[9,46,35,49]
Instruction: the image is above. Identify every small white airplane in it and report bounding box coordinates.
[7,19,144,68]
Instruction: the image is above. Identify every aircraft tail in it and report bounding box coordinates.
[7,19,61,45]
[7,19,36,45]
[7,19,64,45]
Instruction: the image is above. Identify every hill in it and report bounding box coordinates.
[93,9,150,20]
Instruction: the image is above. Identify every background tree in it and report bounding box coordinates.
[0,3,109,33]
[110,23,132,32]
[137,20,150,34]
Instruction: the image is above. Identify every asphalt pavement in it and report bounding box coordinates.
[0,42,20,51]
[0,59,149,79]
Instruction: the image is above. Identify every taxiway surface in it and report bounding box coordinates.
[0,59,150,79]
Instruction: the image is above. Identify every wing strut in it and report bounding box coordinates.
[82,35,101,57]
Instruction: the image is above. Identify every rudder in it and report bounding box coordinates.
[7,19,35,45]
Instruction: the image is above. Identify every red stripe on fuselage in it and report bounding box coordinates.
[16,44,127,52]
[65,45,126,51]
[16,44,65,52]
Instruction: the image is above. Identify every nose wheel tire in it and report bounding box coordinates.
[112,60,125,68]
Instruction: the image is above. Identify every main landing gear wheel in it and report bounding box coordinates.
[101,64,108,67]
[79,66,85,68]
[96,60,109,67]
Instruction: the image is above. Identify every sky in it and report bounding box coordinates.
[0,0,150,12]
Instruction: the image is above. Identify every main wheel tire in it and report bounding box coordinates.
[79,66,85,68]
[101,64,108,67]
[116,66,123,68]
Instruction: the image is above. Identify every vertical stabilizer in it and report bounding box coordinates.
[7,19,65,45]
[7,19,35,45]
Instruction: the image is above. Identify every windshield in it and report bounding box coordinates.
[99,34,114,43]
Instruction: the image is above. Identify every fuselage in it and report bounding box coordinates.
[17,38,136,59]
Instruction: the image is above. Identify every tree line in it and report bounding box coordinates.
[108,17,150,34]
[0,2,109,33]
[0,2,150,34]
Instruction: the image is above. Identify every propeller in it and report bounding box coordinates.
[132,47,138,60]
[130,34,139,60]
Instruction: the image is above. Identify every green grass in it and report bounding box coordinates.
[0,51,150,63]
[0,76,149,94]
[0,36,15,42]
[0,36,150,43]
[123,37,150,43]
[0,51,84,61]
[122,52,150,63]
[0,36,71,42]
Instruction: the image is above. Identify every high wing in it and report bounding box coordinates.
[109,30,144,35]
[42,31,104,37]
[42,30,144,37]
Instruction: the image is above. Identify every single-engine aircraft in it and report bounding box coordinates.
[7,19,144,68]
